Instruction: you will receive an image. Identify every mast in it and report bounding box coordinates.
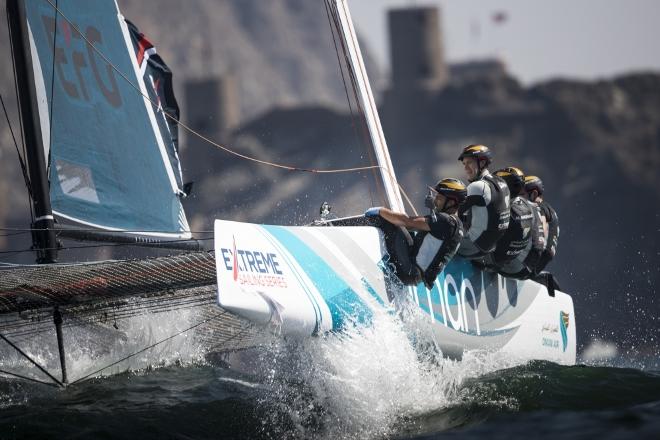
[332,0,406,213]
[7,0,58,263]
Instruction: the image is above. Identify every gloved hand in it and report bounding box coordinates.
[364,207,383,217]
[424,191,436,210]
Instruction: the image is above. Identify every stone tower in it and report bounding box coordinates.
[388,7,448,91]
[382,6,448,144]
[179,73,241,221]
[184,75,240,146]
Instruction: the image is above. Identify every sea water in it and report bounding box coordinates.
[0,299,659,439]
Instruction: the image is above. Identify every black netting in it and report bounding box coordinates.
[0,253,267,353]
[0,252,218,313]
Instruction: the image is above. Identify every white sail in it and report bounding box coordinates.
[333,0,406,213]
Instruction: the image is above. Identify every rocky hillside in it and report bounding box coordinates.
[118,0,382,121]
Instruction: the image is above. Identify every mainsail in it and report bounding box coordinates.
[21,0,190,240]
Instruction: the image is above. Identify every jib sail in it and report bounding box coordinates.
[22,0,190,240]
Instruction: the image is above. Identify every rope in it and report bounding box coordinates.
[69,311,225,385]
[323,0,378,207]
[39,0,420,213]
[0,94,32,198]
[325,1,418,216]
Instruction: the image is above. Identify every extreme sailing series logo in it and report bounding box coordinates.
[219,236,288,288]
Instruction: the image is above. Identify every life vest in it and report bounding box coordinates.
[499,199,546,279]
[377,214,463,288]
[411,213,463,288]
[522,200,546,271]
[459,173,510,256]
[492,196,533,266]
[536,200,559,272]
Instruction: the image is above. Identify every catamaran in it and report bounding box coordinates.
[0,0,575,388]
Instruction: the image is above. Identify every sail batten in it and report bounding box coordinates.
[22,0,190,240]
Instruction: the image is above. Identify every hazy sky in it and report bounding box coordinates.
[349,0,660,84]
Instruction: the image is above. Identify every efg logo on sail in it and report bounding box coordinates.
[219,236,288,288]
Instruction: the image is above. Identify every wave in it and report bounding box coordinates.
[0,295,658,440]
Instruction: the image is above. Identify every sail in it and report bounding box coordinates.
[22,0,190,239]
[331,0,405,213]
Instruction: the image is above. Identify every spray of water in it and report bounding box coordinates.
[257,296,528,439]
[0,305,209,385]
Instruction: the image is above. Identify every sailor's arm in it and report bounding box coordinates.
[541,213,549,239]
[365,207,430,231]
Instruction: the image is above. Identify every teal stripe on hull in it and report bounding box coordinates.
[263,226,373,330]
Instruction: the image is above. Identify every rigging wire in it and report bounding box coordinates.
[0,332,64,387]
[326,0,388,207]
[336,0,412,214]
[323,0,377,207]
[0,94,32,198]
[325,2,418,215]
[5,7,33,220]
[68,311,226,385]
[0,368,60,388]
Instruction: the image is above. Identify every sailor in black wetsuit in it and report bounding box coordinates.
[523,175,559,274]
[455,144,510,259]
[496,170,546,279]
[474,167,534,274]
[365,178,466,288]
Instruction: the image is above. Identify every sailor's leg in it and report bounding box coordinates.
[378,220,421,286]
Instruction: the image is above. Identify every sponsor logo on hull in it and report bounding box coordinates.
[219,236,288,288]
[560,311,570,352]
[540,311,570,352]
[404,258,526,337]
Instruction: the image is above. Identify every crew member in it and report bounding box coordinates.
[365,178,466,288]
[497,171,546,279]
[523,175,559,273]
[456,144,510,259]
[477,167,534,274]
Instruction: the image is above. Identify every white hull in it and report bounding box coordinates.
[214,219,576,365]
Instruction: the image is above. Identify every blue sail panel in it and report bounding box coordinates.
[25,0,189,237]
